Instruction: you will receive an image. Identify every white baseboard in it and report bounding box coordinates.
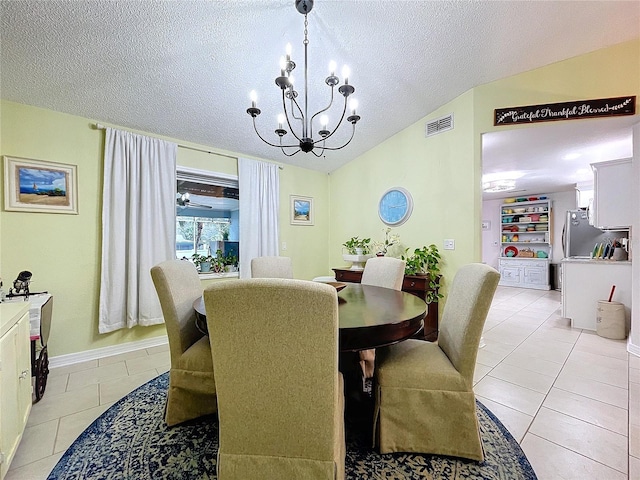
[49,335,169,369]
[628,338,640,358]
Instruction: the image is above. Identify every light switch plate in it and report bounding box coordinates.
[443,239,455,250]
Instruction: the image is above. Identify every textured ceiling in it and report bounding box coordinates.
[1,0,639,173]
[481,115,638,200]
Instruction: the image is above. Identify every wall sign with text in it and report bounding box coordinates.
[494,96,636,126]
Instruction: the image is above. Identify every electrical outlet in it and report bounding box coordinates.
[443,239,455,250]
[281,241,287,251]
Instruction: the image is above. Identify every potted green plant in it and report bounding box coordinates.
[342,236,373,270]
[342,236,371,255]
[191,253,213,273]
[223,253,238,272]
[402,244,443,304]
[211,249,225,273]
[221,224,230,241]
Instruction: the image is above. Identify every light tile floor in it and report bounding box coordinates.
[6,287,639,479]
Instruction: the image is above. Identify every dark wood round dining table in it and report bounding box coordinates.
[193,282,427,352]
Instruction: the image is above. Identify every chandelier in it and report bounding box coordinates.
[246,0,360,157]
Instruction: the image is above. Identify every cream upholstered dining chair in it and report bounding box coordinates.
[373,263,500,461]
[150,259,216,427]
[250,256,294,278]
[204,279,345,480]
[358,257,406,378]
[361,256,405,290]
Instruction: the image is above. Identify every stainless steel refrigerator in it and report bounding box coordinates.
[562,209,626,258]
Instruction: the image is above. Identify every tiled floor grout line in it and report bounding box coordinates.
[538,401,629,437]
[482,289,631,453]
[51,418,62,460]
[526,431,629,475]
[476,304,563,430]
[551,382,629,410]
[533,304,625,441]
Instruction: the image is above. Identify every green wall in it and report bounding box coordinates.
[1,39,638,359]
[0,101,330,357]
[328,39,640,319]
[329,89,477,309]
[473,39,640,147]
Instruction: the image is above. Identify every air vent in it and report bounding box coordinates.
[425,114,454,137]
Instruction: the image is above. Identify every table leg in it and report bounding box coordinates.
[339,351,375,435]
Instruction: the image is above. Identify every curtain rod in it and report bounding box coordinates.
[93,123,283,168]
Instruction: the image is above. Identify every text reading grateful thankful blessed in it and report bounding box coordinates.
[494,96,635,126]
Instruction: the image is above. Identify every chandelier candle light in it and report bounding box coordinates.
[246,0,361,156]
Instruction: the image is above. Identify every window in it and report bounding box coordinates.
[176,167,239,270]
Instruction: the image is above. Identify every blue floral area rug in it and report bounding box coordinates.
[48,373,537,479]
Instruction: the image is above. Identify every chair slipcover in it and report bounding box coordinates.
[150,260,217,426]
[359,257,406,378]
[374,263,500,461]
[250,256,294,279]
[361,257,405,291]
[204,279,345,480]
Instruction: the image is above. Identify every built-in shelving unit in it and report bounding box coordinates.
[498,196,552,290]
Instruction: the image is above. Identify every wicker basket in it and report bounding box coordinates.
[517,250,535,258]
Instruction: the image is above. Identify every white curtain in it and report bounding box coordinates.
[99,128,177,333]
[238,158,280,279]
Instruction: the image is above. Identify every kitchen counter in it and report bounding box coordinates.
[500,256,551,260]
[561,260,631,331]
[562,257,631,264]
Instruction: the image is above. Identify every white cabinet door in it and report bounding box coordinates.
[592,158,633,228]
[524,266,547,286]
[15,315,31,431]
[0,323,21,480]
[499,263,521,284]
[0,310,31,480]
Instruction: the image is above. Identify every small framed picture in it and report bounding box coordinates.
[290,195,314,225]
[481,220,491,230]
[3,156,78,214]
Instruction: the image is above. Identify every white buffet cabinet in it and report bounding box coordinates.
[561,258,632,331]
[498,257,551,290]
[0,303,32,479]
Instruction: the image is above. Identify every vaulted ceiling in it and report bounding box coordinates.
[1,1,639,176]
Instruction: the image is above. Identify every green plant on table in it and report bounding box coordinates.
[402,244,443,304]
[342,236,372,255]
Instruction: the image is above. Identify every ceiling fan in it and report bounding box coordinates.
[176,192,212,209]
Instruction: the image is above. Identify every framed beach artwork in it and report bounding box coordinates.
[3,156,78,214]
[290,195,314,225]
